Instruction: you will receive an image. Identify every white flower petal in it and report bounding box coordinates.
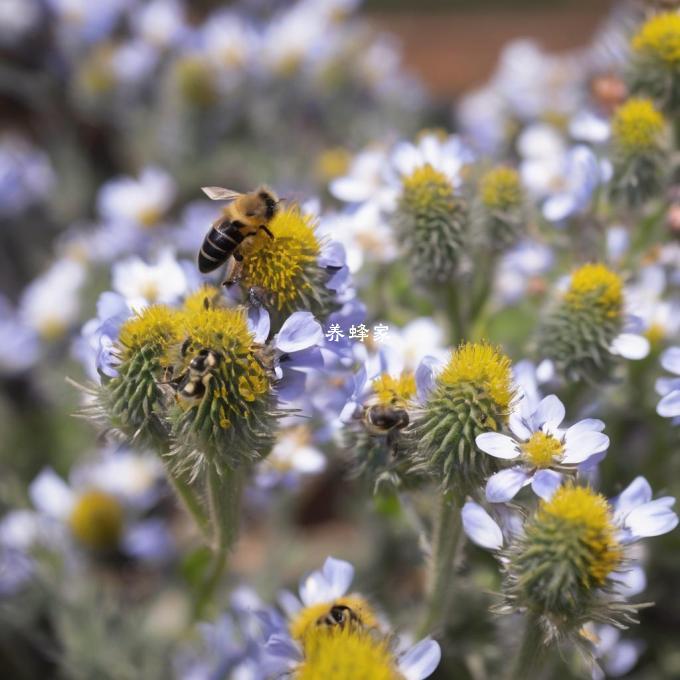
[531,469,562,500]
[565,418,605,437]
[562,431,609,464]
[614,476,652,518]
[299,569,332,607]
[610,333,650,360]
[275,312,323,353]
[28,468,74,519]
[611,565,647,598]
[462,501,503,550]
[533,394,565,429]
[657,391,680,418]
[661,346,680,375]
[321,556,354,599]
[398,638,441,680]
[508,413,532,441]
[475,432,521,459]
[625,498,678,538]
[485,468,530,503]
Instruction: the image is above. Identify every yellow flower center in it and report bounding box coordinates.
[289,595,380,644]
[137,207,163,229]
[174,56,217,106]
[182,285,222,315]
[644,322,666,346]
[402,163,453,203]
[480,166,522,211]
[372,373,416,406]
[537,485,623,585]
[632,12,680,65]
[564,263,623,318]
[440,342,515,412]
[612,98,665,153]
[68,490,124,551]
[239,206,320,311]
[522,431,563,468]
[316,147,351,180]
[118,305,181,357]
[296,627,400,680]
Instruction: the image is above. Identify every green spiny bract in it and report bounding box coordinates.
[536,293,623,383]
[408,381,504,503]
[477,166,526,250]
[392,164,468,285]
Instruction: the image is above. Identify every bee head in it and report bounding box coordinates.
[235,187,279,222]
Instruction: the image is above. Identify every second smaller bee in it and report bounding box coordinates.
[315,602,367,633]
[168,348,221,400]
[359,401,410,456]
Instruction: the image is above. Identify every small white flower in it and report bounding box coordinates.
[19,258,86,339]
[97,166,175,228]
[476,394,609,503]
[111,248,188,309]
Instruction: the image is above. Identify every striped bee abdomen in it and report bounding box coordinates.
[198,219,245,273]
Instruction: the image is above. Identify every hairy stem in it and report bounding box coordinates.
[164,464,210,538]
[507,612,547,680]
[418,492,463,637]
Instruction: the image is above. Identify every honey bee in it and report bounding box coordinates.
[315,603,364,631]
[359,401,410,455]
[163,348,221,400]
[198,185,279,285]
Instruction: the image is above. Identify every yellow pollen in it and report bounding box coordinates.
[632,12,680,65]
[612,98,665,153]
[372,373,416,406]
[118,305,181,355]
[522,431,563,468]
[239,206,320,311]
[564,263,623,318]
[137,207,162,228]
[440,342,515,412]
[644,322,666,346]
[538,485,623,585]
[402,163,452,194]
[289,595,379,644]
[316,147,352,180]
[480,166,522,211]
[68,490,124,551]
[182,285,222,314]
[296,627,400,680]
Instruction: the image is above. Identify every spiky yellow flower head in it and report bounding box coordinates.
[238,206,334,318]
[612,98,665,154]
[564,263,623,319]
[296,627,399,680]
[504,483,624,626]
[480,166,522,211]
[440,342,515,413]
[289,595,380,645]
[522,431,563,468]
[536,485,623,586]
[118,305,181,360]
[68,490,124,551]
[394,163,467,285]
[538,264,628,382]
[632,12,680,66]
[409,342,515,498]
[170,304,276,475]
[372,373,416,407]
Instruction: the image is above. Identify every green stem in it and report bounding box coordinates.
[194,466,246,617]
[418,492,463,637]
[507,612,547,680]
[164,464,210,538]
[444,287,467,345]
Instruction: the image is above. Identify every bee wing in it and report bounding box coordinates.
[201,186,243,201]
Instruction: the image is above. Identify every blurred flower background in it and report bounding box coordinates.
[1,0,680,678]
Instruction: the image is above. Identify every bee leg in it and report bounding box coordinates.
[258,225,274,239]
[222,257,243,287]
